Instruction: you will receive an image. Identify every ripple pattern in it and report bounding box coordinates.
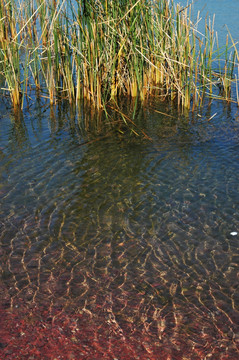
[1,111,239,359]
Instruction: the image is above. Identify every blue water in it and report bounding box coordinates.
[178,0,239,43]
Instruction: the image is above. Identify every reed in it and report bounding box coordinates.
[0,0,238,113]
[0,0,22,109]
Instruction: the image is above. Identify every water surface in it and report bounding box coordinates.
[179,0,239,43]
[0,1,239,358]
[1,97,239,359]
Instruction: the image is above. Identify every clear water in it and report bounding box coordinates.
[1,1,239,359]
[1,97,239,359]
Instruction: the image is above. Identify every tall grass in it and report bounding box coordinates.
[0,0,238,112]
[0,0,21,109]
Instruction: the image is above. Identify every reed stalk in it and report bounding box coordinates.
[0,0,237,115]
[0,0,22,108]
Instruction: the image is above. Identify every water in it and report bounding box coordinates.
[178,0,239,43]
[1,2,239,360]
[1,98,239,359]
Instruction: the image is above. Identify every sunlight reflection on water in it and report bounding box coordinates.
[1,96,239,358]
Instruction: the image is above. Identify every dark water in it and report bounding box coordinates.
[1,97,239,359]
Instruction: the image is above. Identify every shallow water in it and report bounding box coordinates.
[1,97,239,359]
[1,1,239,359]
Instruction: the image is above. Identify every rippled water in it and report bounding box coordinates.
[1,96,239,358]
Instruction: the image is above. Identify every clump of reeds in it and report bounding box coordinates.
[0,0,22,109]
[0,0,238,113]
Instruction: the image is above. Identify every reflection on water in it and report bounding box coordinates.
[0,99,239,359]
